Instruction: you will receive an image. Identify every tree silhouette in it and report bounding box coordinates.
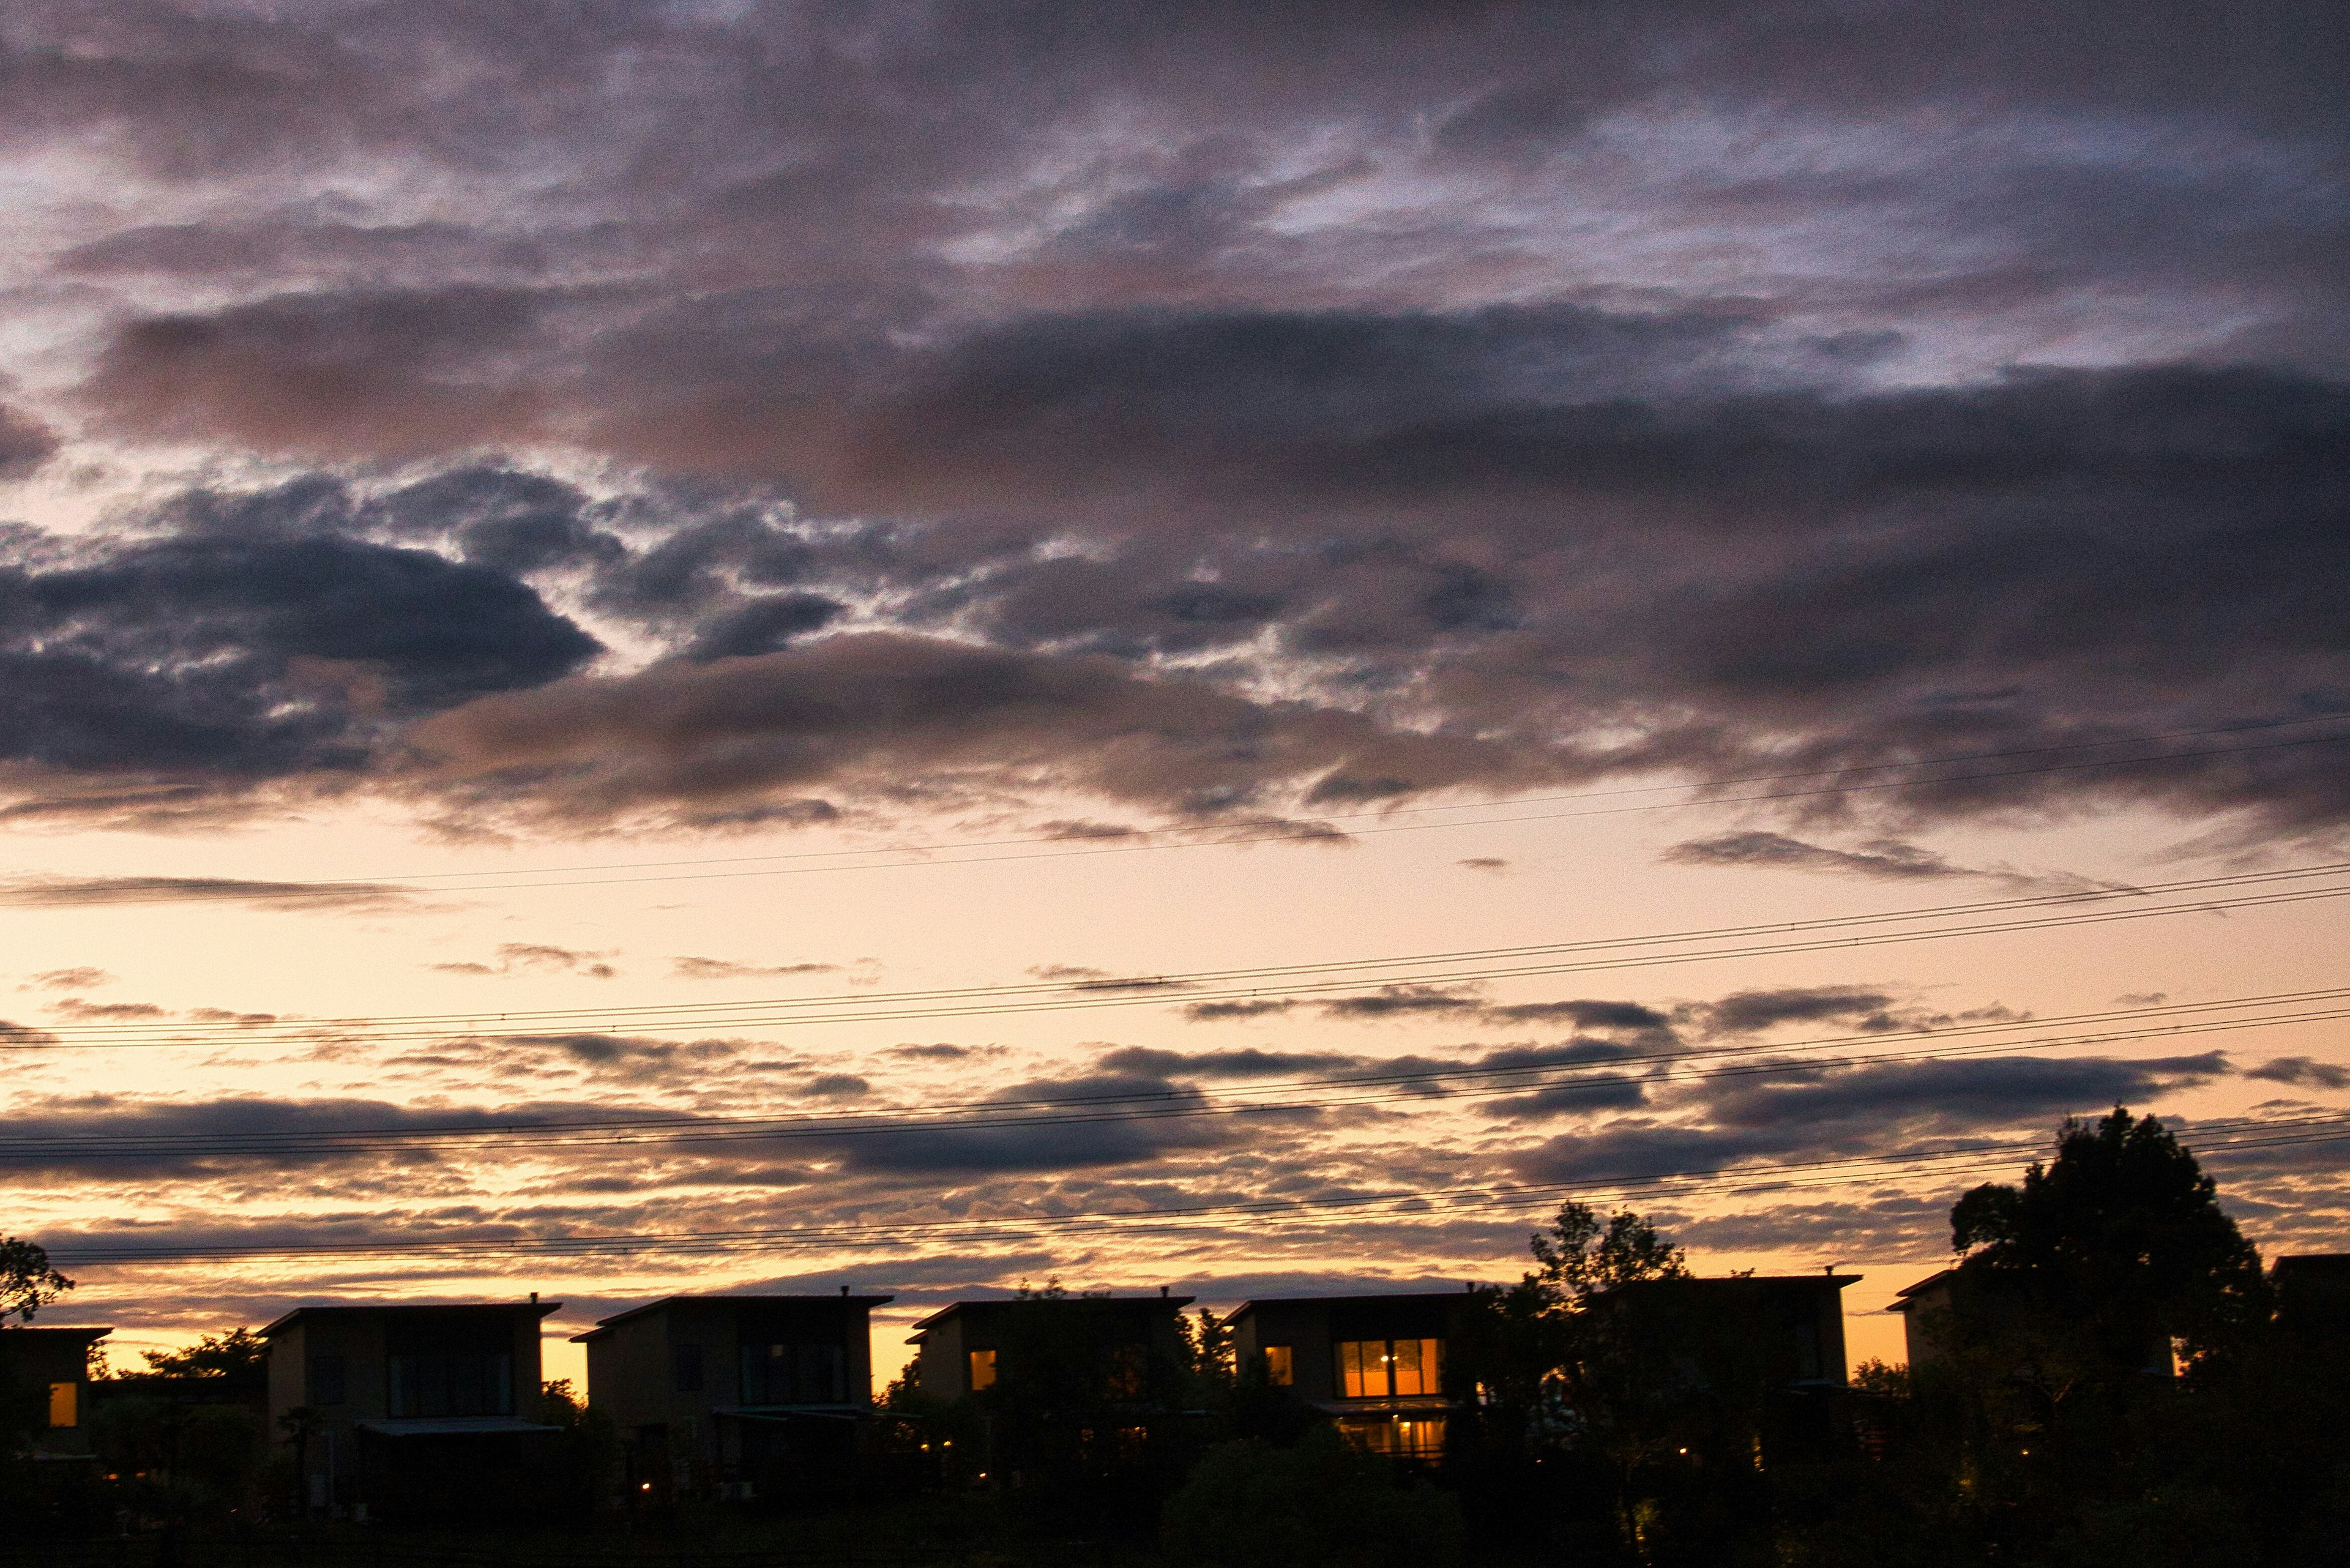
[0,1236,73,1324]
[1949,1106,2267,1374]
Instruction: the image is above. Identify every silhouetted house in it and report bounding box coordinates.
[1892,1267,2173,1379]
[1589,1273,1859,1463]
[573,1291,892,1501]
[907,1293,1195,1484]
[261,1299,561,1521]
[0,1324,111,1462]
[2272,1254,2350,1338]
[1225,1291,1479,1460]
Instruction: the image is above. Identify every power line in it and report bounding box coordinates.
[43,1112,2350,1266]
[8,717,2347,905]
[11,860,2350,1050]
[9,987,2344,1162]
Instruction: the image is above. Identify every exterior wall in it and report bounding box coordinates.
[1,1326,111,1457]
[915,1311,971,1400]
[263,1304,553,1514]
[909,1297,1192,1402]
[1230,1293,1475,1400]
[580,1296,889,1499]
[1228,1293,1475,1460]
[1896,1275,1955,1370]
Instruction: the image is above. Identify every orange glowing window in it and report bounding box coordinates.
[1336,1338,1444,1398]
[1339,1414,1447,1458]
[967,1348,998,1392]
[1264,1345,1294,1386]
[47,1382,78,1428]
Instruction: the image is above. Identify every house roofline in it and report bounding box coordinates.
[1223,1290,1482,1325]
[905,1294,1195,1340]
[260,1301,561,1338]
[569,1293,895,1343]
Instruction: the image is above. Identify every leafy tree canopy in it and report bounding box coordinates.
[1529,1201,1691,1310]
[0,1235,73,1324]
[135,1326,269,1378]
[1950,1106,2266,1354]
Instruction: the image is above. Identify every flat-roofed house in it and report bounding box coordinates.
[573,1292,893,1501]
[260,1299,561,1521]
[909,1293,1197,1403]
[1587,1272,1860,1465]
[1891,1266,2176,1379]
[2272,1254,2350,1338]
[0,1324,112,1462]
[906,1293,1196,1484]
[1225,1292,1479,1461]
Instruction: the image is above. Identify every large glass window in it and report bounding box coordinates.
[47,1382,77,1428]
[388,1352,513,1417]
[673,1343,703,1393]
[967,1348,998,1392]
[1338,1415,1447,1458]
[1335,1338,1444,1398]
[310,1354,347,1406]
[1263,1345,1294,1387]
[739,1342,848,1404]
[1106,1344,1147,1399]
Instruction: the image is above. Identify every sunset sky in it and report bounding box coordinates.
[2,0,2345,1386]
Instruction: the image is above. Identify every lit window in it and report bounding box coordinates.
[1264,1345,1294,1387]
[1338,1415,1447,1458]
[968,1348,998,1392]
[1336,1338,1444,1398]
[1106,1345,1147,1399]
[47,1382,78,1428]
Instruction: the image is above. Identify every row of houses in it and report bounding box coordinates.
[12,1256,2346,1517]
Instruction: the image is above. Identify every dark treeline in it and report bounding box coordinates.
[5,1107,2348,1567]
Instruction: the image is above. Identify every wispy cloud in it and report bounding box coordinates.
[431,943,618,979]
[0,876,417,911]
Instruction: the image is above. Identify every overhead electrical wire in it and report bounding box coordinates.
[42,1111,2350,1266]
[9,986,2347,1162]
[7,715,2348,904]
[10,859,2350,1050]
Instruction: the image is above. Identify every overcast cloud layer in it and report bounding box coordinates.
[1,2,2346,1344]
[0,0,2337,842]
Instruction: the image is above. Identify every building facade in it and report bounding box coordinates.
[0,1324,112,1462]
[1225,1291,1480,1460]
[260,1300,561,1520]
[574,1292,892,1501]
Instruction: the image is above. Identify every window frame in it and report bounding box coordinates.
[1334,1337,1445,1399]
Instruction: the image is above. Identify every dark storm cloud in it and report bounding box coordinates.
[1480,999,1676,1034]
[1699,987,1908,1036]
[401,632,1537,831]
[0,515,597,795]
[1094,1046,1367,1080]
[0,0,2340,851]
[1665,832,1973,880]
[0,402,56,477]
[1511,1052,2232,1182]
[1318,987,1484,1020]
[1476,1075,1649,1121]
[1692,1051,2231,1131]
[827,1072,1244,1176]
[0,1093,609,1179]
[2248,1056,2350,1091]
